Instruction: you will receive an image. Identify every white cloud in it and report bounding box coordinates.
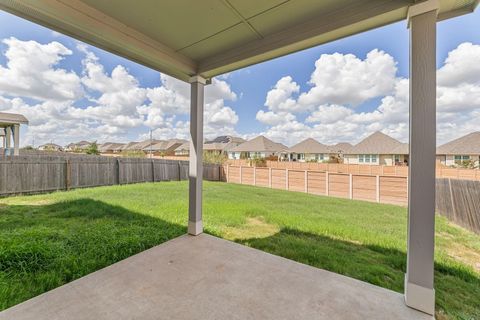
[256,43,480,146]
[0,37,83,101]
[298,49,397,108]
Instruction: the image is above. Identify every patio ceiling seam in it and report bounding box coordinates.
[220,0,263,40]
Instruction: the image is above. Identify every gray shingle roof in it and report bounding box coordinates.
[346,131,407,155]
[229,136,287,153]
[288,138,333,154]
[331,142,353,153]
[437,132,480,155]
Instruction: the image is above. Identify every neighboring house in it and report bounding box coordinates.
[343,131,409,166]
[287,138,336,162]
[174,142,190,156]
[38,143,64,152]
[228,136,287,160]
[204,136,245,155]
[149,139,187,156]
[99,142,126,154]
[330,142,353,162]
[436,132,480,168]
[120,141,140,152]
[65,141,91,152]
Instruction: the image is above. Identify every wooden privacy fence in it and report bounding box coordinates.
[0,156,222,196]
[226,160,480,180]
[436,178,480,234]
[223,165,407,206]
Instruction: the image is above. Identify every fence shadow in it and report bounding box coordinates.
[235,227,480,319]
[0,199,185,310]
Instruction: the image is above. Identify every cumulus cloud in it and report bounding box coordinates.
[0,37,83,101]
[255,44,480,146]
[0,38,241,146]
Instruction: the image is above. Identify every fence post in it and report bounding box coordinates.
[325,171,329,196]
[269,167,272,188]
[65,159,71,191]
[115,158,120,185]
[226,164,229,182]
[286,168,289,190]
[349,173,353,199]
[448,178,457,220]
[178,161,182,181]
[240,166,243,184]
[305,170,308,193]
[376,175,380,203]
[151,159,155,182]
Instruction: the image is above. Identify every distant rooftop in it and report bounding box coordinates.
[437,132,480,155]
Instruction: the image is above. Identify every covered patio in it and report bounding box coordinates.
[0,0,477,318]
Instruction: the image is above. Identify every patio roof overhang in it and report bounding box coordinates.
[0,0,477,82]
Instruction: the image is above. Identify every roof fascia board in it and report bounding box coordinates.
[0,0,197,82]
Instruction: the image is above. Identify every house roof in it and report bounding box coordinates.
[98,142,125,152]
[229,136,287,153]
[288,138,333,154]
[149,139,187,152]
[331,142,353,154]
[437,132,480,155]
[346,131,408,155]
[175,142,190,152]
[0,112,29,126]
[204,136,246,152]
[39,143,63,149]
[2,1,476,82]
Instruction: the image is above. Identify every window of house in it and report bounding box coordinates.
[359,154,377,163]
[300,153,305,160]
[394,154,400,163]
[454,155,470,164]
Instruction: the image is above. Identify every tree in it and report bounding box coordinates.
[86,141,99,155]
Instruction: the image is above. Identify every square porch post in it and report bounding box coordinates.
[405,0,438,315]
[188,75,207,235]
[13,124,20,156]
[5,125,11,150]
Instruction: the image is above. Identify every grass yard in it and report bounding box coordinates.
[0,181,479,319]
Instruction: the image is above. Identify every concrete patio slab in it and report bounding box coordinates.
[0,234,432,320]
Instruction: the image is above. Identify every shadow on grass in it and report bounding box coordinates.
[235,227,480,320]
[0,199,185,311]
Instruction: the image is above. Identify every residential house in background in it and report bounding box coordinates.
[287,138,336,162]
[343,131,409,166]
[149,139,187,156]
[436,132,480,168]
[204,136,245,155]
[174,142,190,156]
[38,143,64,152]
[65,141,91,152]
[228,136,287,160]
[99,142,126,154]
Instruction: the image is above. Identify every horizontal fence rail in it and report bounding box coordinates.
[0,155,222,196]
[224,165,480,234]
[226,160,480,180]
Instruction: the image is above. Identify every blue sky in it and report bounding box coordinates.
[0,8,479,147]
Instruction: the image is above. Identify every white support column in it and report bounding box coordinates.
[405,1,438,315]
[188,75,207,236]
[13,124,20,156]
[5,126,11,150]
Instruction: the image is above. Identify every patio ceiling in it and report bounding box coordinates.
[0,0,477,82]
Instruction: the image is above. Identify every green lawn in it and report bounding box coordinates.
[0,181,479,319]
